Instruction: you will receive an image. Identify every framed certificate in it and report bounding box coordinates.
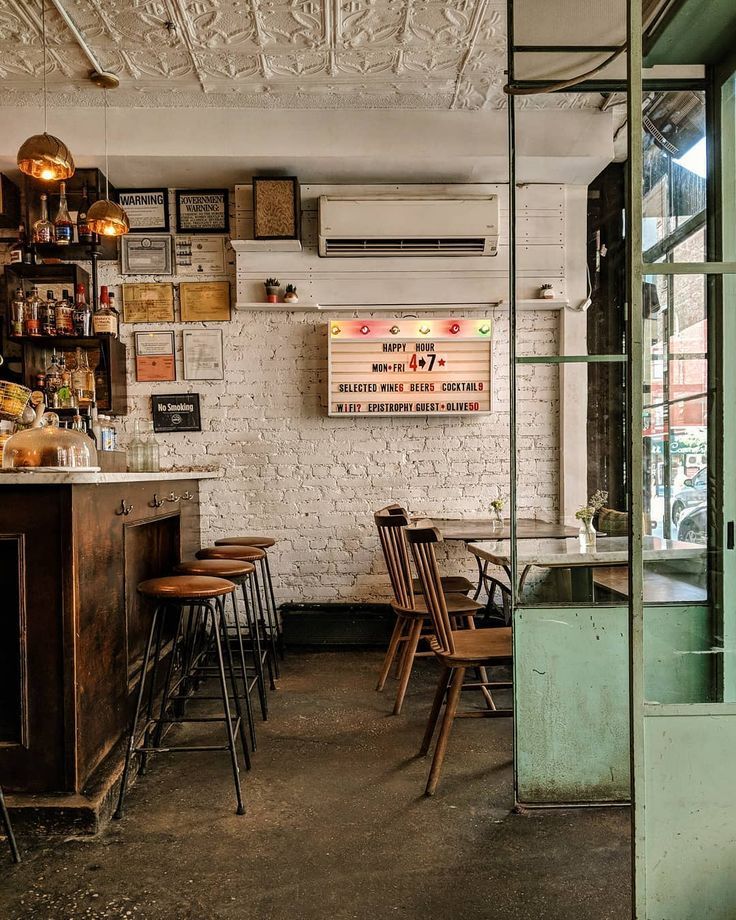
[179,281,231,322]
[175,189,229,234]
[117,188,169,232]
[122,283,176,324]
[175,235,226,275]
[183,329,224,381]
[121,234,173,275]
[135,331,176,382]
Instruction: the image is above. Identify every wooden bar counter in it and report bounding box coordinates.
[0,469,219,831]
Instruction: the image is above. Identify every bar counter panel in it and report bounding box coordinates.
[0,472,211,796]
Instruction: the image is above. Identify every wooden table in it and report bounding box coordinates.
[468,535,706,602]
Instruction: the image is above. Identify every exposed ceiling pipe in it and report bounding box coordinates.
[47,0,120,88]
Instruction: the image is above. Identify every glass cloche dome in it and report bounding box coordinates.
[2,412,99,471]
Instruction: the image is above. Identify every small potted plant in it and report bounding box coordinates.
[490,497,505,528]
[575,489,608,551]
[284,284,299,304]
[539,283,555,300]
[264,278,280,303]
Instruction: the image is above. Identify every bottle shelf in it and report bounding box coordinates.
[9,335,107,346]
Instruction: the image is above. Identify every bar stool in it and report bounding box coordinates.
[0,786,20,863]
[197,545,279,683]
[114,575,248,819]
[214,536,283,656]
[174,558,268,744]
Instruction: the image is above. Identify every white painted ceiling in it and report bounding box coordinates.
[0,0,611,111]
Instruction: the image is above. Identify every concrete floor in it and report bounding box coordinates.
[0,651,631,919]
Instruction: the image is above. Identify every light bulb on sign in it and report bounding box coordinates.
[418,324,431,335]
[449,323,461,335]
[331,325,341,336]
[360,325,370,335]
[389,325,400,335]
[478,323,490,335]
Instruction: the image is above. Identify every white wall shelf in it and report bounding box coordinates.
[234,301,320,311]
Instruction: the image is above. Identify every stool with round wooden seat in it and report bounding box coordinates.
[114,575,249,820]
[214,536,282,656]
[197,545,279,684]
[174,558,268,744]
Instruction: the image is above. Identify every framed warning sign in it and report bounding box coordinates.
[327,318,492,417]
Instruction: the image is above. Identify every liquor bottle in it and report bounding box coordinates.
[77,184,94,245]
[41,290,57,337]
[9,224,28,264]
[44,349,63,409]
[23,286,42,336]
[89,404,102,448]
[33,193,55,244]
[57,353,76,409]
[93,285,118,337]
[10,288,25,337]
[71,347,95,408]
[55,289,75,336]
[54,182,73,245]
[73,283,92,337]
[94,347,110,410]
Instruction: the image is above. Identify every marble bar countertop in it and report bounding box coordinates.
[0,470,221,485]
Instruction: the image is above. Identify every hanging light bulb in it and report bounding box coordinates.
[17,0,75,181]
[86,89,129,237]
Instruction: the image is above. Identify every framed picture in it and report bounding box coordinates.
[252,176,300,240]
[116,188,169,233]
[135,331,176,382]
[183,329,224,381]
[175,189,229,234]
[121,234,173,276]
[122,282,176,324]
[179,281,231,322]
[152,393,201,433]
[175,235,226,275]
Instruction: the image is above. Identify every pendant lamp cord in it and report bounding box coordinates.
[42,0,48,132]
[104,88,110,199]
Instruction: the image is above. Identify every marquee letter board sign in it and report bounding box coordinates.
[328,318,492,417]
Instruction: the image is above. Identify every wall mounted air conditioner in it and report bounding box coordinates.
[318,195,499,257]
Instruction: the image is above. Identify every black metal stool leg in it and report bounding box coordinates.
[0,786,20,864]
[229,589,257,752]
[263,553,284,658]
[242,579,268,721]
[208,602,246,814]
[218,597,252,771]
[114,604,161,820]
[257,558,281,676]
[140,603,167,775]
[153,606,186,746]
[253,567,279,685]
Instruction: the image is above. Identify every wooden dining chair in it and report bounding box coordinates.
[374,507,482,715]
[406,524,513,796]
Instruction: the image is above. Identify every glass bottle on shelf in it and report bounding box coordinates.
[73,283,92,337]
[57,353,76,409]
[71,347,95,408]
[33,193,55,244]
[89,404,102,449]
[77,184,94,245]
[23,286,42,336]
[93,285,118,337]
[54,181,73,245]
[55,289,75,336]
[142,426,160,472]
[9,223,28,264]
[10,287,25,337]
[44,349,63,409]
[127,420,147,472]
[41,289,57,336]
[93,346,110,410]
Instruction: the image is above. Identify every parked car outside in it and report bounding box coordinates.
[677,504,707,544]
[672,467,707,524]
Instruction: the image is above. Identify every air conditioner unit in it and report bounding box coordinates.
[318,195,499,257]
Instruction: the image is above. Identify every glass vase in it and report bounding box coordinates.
[578,519,597,552]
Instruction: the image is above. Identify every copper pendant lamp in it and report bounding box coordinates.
[16,0,75,181]
[86,89,129,237]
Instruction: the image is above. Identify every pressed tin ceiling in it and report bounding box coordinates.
[0,0,607,110]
